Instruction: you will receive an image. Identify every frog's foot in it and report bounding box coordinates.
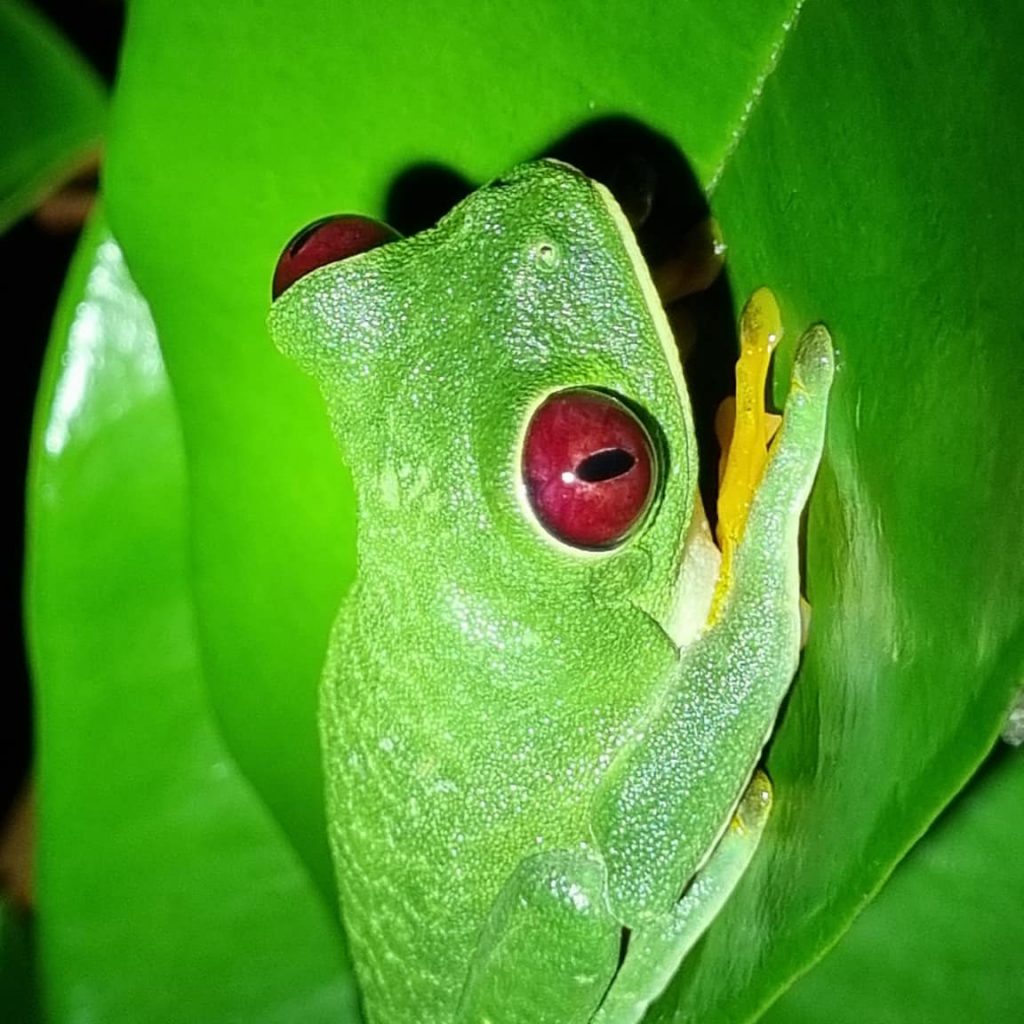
[715,397,783,485]
[651,217,725,305]
[591,772,773,1024]
[456,776,773,1024]
[711,317,832,634]
[714,291,826,639]
[734,320,834,562]
[455,851,620,1024]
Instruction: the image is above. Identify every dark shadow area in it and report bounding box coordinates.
[385,115,740,528]
[386,162,475,238]
[543,117,708,267]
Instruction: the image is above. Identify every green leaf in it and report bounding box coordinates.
[28,0,1024,1020]
[648,5,1024,1019]
[764,747,1024,1023]
[101,0,809,901]
[0,0,106,231]
[25,214,358,1023]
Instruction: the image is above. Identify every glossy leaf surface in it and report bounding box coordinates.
[26,216,357,1023]
[0,1,105,230]
[763,748,1024,1023]
[28,0,1024,1020]
[649,3,1024,1020]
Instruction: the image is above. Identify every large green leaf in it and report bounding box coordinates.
[763,747,1024,1023]
[28,0,1023,1020]
[102,0,809,900]
[0,1,105,231]
[648,3,1024,1020]
[25,215,358,1023]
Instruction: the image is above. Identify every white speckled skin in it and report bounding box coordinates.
[268,161,833,1023]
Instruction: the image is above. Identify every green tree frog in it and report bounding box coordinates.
[268,159,833,1024]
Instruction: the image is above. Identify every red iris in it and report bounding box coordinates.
[272,214,400,299]
[522,390,655,549]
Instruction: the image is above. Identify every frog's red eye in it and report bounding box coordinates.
[522,390,656,550]
[272,215,401,299]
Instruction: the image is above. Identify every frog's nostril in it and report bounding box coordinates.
[272,214,401,300]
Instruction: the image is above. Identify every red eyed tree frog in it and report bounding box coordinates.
[268,159,833,1024]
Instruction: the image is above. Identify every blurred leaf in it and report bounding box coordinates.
[0,899,39,1024]
[27,0,1024,1020]
[0,0,105,231]
[25,214,358,1023]
[762,748,1024,1022]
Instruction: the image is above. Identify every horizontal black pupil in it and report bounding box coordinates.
[576,447,635,483]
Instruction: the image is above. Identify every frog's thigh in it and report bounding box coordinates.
[592,773,772,1024]
[455,851,621,1024]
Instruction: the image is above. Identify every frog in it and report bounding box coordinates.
[267,158,834,1024]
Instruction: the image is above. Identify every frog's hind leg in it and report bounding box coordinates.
[455,851,621,1024]
[591,772,772,1024]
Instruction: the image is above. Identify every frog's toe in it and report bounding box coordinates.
[799,595,812,649]
[792,324,835,397]
[733,769,773,835]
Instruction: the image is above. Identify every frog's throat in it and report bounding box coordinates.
[663,497,721,649]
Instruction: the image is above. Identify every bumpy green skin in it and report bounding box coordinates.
[268,161,833,1024]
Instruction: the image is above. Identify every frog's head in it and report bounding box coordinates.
[268,159,701,646]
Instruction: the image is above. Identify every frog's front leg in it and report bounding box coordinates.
[455,775,772,1024]
[591,320,834,925]
[591,772,772,1024]
[454,851,621,1024]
